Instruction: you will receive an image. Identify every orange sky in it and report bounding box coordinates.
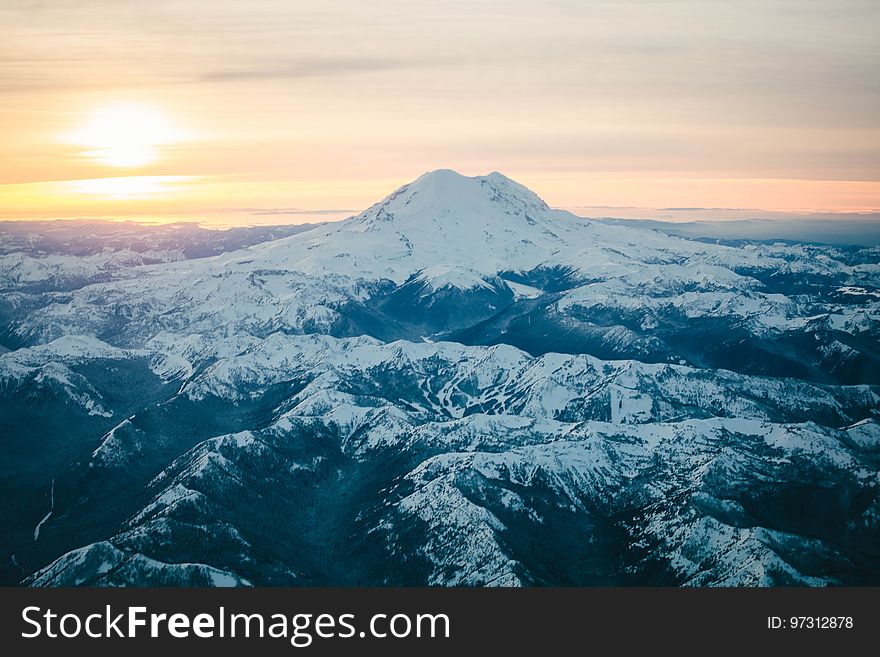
[1,1,878,225]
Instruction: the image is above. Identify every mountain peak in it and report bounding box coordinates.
[409,168,541,199]
[254,168,582,283]
[414,168,469,183]
[363,169,551,227]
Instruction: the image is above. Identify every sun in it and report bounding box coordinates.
[68,103,183,168]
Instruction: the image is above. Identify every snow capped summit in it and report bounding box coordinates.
[357,169,552,227]
[249,169,587,283]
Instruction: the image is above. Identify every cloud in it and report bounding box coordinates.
[659,207,760,212]
[197,57,415,83]
[246,208,355,216]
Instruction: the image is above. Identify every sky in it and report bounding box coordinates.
[1,0,879,225]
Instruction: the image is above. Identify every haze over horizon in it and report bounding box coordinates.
[2,1,879,225]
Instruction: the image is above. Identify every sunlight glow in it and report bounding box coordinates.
[67,104,184,168]
[68,175,193,199]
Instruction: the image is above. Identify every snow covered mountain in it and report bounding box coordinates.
[6,170,877,381]
[0,220,318,293]
[1,170,878,586]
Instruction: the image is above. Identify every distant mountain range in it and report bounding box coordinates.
[593,216,880,247]
[1,170,878,586]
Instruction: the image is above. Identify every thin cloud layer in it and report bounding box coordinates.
[1,0,878,219]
